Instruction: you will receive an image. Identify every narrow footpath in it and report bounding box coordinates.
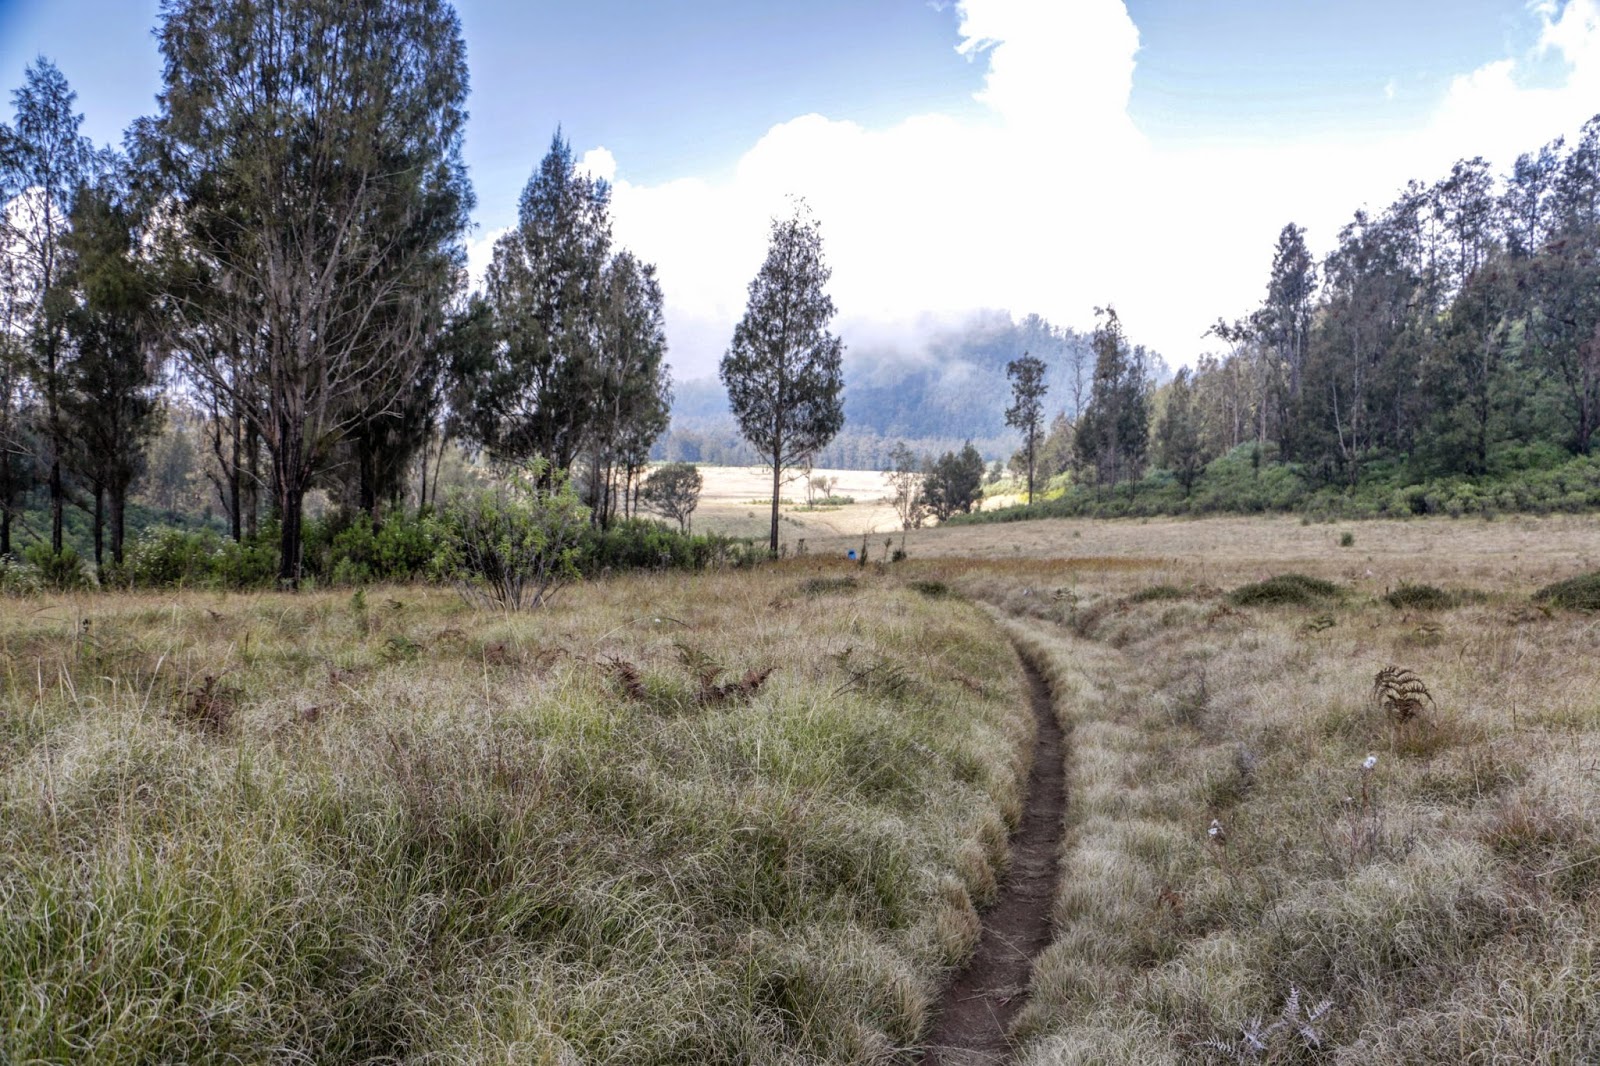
[922,654,1066,1065]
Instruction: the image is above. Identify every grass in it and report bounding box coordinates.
[11,513,1600,1063]
[0,566,1029,1064]
[924,530,1600,1064]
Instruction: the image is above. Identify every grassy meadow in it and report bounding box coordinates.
[0,567,1029,1063]
[911,517,1600,1063]
[5,511,1600,1063]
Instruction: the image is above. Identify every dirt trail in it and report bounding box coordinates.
[922,653,1065,1065]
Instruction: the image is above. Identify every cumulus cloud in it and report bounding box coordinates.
[579,0,1600,377]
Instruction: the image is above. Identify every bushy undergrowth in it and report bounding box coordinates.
[1227,572,1343,607]
[1534,571,1600,611]
[102,505,759,593]
[0,570,1028,1063]
[1385,582,1486,610]
[950,444,1600,524]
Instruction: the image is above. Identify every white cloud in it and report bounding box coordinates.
[583,0,1600,378]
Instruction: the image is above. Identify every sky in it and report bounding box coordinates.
[3,0,1600,379]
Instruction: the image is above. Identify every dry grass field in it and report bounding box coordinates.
[904,514,1600,1063]
[689,464,907,542]
[4,512,1600,1063]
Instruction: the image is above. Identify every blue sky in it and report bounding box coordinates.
[4,1,1599,374]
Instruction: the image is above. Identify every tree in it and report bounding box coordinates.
[1260,223,1317,432]
[59,165,164,567]
[0,58,94,553]
[640,462,702,532]
[1005,352,1047,502]
[923,441,985,521]
[474,131,611,481]
[1156,368,1207,495]
[885,440,926,530]
[585,250,671,527]
[720,203,844,556]
[142,0,473,586]
[1074,307,1150,491]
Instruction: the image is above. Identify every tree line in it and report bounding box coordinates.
[0,2,689,587]
[1156,117,1600,497]
[972,115,1600,519]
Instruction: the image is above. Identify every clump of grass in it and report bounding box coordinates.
[1533,571,1600,611]
[1227,572,1342,607]
[799,575,859,596]
[1125,583,1190,604]
[1385,583,1455,610]
[908,579,951,598]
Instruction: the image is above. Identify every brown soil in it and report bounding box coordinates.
[921,653,1065,1065]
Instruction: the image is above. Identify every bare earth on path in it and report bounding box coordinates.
[922,651,1066,1065]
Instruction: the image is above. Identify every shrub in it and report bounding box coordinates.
[581,517,756,572]
[319,511,437,585]
[0,555,43,596]
[1228,573,1342,607]
[1126,583,1190,604]
[1386,583,1459,610]
[430,462,590,610]
[22,544,91,590]
[123,527,277,590]
[1534,572,1600,611]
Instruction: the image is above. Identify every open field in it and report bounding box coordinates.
[5,512,1600,1063]
[689,465,907,542]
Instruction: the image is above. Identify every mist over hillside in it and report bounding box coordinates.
[658,311,1167,469]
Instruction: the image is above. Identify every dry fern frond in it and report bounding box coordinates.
[605,656,648,701]
[1372,665,1435,723]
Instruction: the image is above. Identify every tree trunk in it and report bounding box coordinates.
[92,485,104,569]
[278,481,304,588]
[1,450,11,557]
[245,422,259,539]
[229,404,243,542]
[49,456,64,554]
[769,457,781,557]
[110,487,127,566]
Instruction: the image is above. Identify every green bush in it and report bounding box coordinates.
[316,511,438,586]
[123,527,277,589]
[1228,573,1343,607]
[1534,572,1600,611]
[22,544,91,590]
[430,462,591,610]
[581,518,755,572]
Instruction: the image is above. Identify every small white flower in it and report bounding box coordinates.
[1362,754,1378,771]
